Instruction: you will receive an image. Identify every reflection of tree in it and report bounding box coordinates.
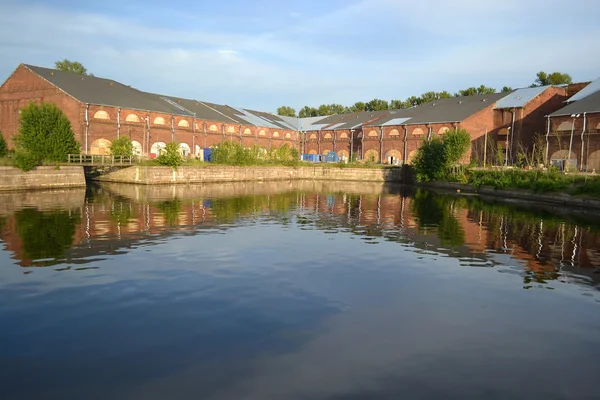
[210,193,297,223]
[412,190,466,247]
[109,198,134,224]
[14,208,80,263]
[156,199,182,226]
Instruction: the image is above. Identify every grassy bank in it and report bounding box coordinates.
[445,168,600,197]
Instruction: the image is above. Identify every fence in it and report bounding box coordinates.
[67,154,136,165]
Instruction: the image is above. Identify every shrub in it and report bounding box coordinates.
[13,151,41,172]
[443,128,471,166]
[0,133,7,157]
[211,141,300,166]
[109,136,134,156]
[412,137,446,182]
[14,102,80,162]
[156,142,184,168]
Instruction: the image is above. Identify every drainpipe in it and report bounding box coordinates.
[380,126,384,164]
[509,109,516,163]
[147,112,151,156]
[192,115,196,157]
[545,116,551,165]
[403,125,408,164]
[568,115,578,170]
[350,129,354,161]
[171,115,175,142]
[318,131,321,155]
[222,124,225,143]
[580,112,587,171]
[333,130,337,153]
[361,130,364,160]
[117,108,121,138]
[203,121,207,148]
[239,125,243,146]
[85,104,89,155]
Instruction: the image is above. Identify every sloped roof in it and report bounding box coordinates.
[322,110,390,130]
[149,94,239,123]
[494,86,548,109]
[304,113,352,131]
[241,109,295,130]
[549,90,600,116]
[24,64,191,115]
[566,77,600,102]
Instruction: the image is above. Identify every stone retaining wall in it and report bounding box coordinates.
[0,166,86,192]
[94,165,405,185]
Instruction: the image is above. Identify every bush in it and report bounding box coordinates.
[156,142,184,168]
[13,151,41,172]
[109,136,134,156]
[211,141,300,166]
[0,133,7,157]
[13,102,80,162]
[413,129,472,182]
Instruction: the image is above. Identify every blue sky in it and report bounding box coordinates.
[1,0,599,113]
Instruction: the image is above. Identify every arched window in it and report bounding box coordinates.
[178,120,189,128]
[557,121,573,131]
[272,131,280,137]
[339,132,348,139]
[412,128,424,135]
[131,140,142,156]
[498,128,509,136]
[90,138,112,155]
[153,117,165,125]
[93,110,109,120]
[389,129,400,136]
[195,122,200,131]
[227,126,235,133]
[368,130,378,137]
[179,143,191,157]
[438,127,450,135]
[259,130,266,136]
[285,133,291,139]
[125,113,139,123]
[243,128,252,135]
[324,133,332,139]
[309,133,317,139]
[209,124,218,132]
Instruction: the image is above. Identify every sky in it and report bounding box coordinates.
[1,0,599,113]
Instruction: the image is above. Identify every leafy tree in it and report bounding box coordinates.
[420,91,439,104]
[0,132,7,157]
[443,128,471,166]
[437,91,452,99]
[318,104,334,116]
[350,102,367,112]
[277,106,296,117]
[412,128,472,182]
[299,106,319,118]
[156,199,182,226]
[13,151,40,171]
[366,98,389,111]
[390,99,404,110]
[109,136,134,156]
[54,59,90,75]
[502,86,513,92]
[455,85,496,97]
[14,102,80,164]
[156,142,184,168]
[329,104,347,114]
[403,96,423,108]
[532,71,572,86]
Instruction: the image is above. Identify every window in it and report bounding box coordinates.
[285,133,291,139]
[368,130,378,137]
[309,133,317,139]
[227,126,235,133]
[498,128,509,136]
[125,113,139,122]
[177,120,189,128]
[557,121,573,131]
[324,133,332,139]
[243,128,252,135]
[412,128,424,135]
[272,131,280,137]
[209,124,218,132]
[389,129,399,136]
[438,127,450,135]
[153,117,165,125]
[93,110,109,120]
[339,132,348,139]
[259,130,266,136]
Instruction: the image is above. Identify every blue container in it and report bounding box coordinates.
[203,148,212,162]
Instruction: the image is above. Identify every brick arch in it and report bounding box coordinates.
[339,132,348,139]
[308,149,318,155]
[132,140,142,156]
[243,128,252,135]
[367,130,378,137]
[259,129,266,136]
[324,133,332,139]
[550,150,576,160]
[285,132,291,139]
[153,117,166,125]
[177,120,189,128]
[309,133,317,139]
[588,150,600,172]
[208,124,219,132]
[412,127,424,136]
[150,142,166,157]
[125,113,139,123]
[385,149,402,164]
[438,126,450,134]
[337,149,349,158]
[557,121,573,131]
[227,126,236,133]
[596,122,600,130]
[272,131,280,137]
[90,138,112,155]
[179,143,191,157]
[93,110,109,120]
[389,129,400,136]
[498,127,509,136]
[364,149,379,162]
[407,150,418,164]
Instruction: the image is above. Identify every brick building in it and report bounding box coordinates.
[0,64,298,158]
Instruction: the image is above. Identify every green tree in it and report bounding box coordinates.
[0,132,7,157]
[156,142,184,168]
[329,104,346,114]
[318,104,334,116]
[532,71,573,86]
[420,91,438,104]
[109,136,134,156]
[350,102,367,112]
[455,85,496,96]
[443,128,471,166]
[412,137,446,182]
[277,106,296,117]
[14,102,80,163]
[502,86,513,92]
[366,98,389,111]
[403,96,422,108]
[390,99,404,109]
[54,59,90,75]
[437,91,452,99]
[299,106,319,118]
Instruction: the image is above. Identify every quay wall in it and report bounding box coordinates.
[0,166,86,192]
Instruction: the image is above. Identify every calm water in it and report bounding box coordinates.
[1,181,600,400]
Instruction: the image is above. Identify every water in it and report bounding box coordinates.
[1,181,599,400]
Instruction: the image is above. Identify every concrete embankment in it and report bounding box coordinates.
[0,166,86,192]
[93,165,405,185]
[419,181,600,210]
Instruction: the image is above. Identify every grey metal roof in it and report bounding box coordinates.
[549,90,600,117]
[232,108,281,129]
[567,77,600,102]
[298,116,329,131]
[494,86,546,109]
[200,102,245,123]
[24,64,191,115]
[241,109,295,130]
[325,110,390,130]
[379,117,412,126]
[143,93,238,122]
[303,114,351,131]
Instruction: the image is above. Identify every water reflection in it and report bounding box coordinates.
[0,182,599,291]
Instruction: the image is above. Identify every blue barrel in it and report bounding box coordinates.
[203,148,212,162]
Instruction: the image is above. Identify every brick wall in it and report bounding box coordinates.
[0,166,86,191]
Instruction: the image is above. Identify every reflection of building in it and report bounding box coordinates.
[0,184,599,289]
